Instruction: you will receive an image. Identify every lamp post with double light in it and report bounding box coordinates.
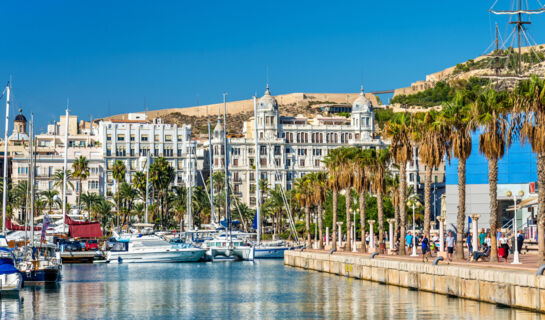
[506,190,524,264]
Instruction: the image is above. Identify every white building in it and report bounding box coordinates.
[97,114,197,196]
[208,86,385,207]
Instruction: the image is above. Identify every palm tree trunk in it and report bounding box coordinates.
[394,194,399,243]
[116,190,121,229]
[345,188,351,251]
[424,166,432,239]
[377,189,384,252]
[332,189,338,251]
[455,158,466,259]
[537,154,545,265]
[305,205,311,247]
[399,165,407,255]
[489,159,498,260]
[318,204,324,250]
[78,178,82,212]
[359,191,367,253]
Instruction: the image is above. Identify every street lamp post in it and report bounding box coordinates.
[507,190,524,264]
[352,209,357,252]
[314,213,318,249]
[411,201,418,256]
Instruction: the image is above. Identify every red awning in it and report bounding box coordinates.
[65,216,103,238]
[6,220,41,231]
[68,223,103,238]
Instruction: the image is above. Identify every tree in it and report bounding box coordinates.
[384,112,415,255]
[442,92,474,259]
[72,156,89,211]
[513,76,545,264]
[263,185,287,239]
[473,89,512,260]
[53,169,74,206]
[386,174,400,243]
[81,192,101,220]
[41,190,59,214]
[416,110,451,239]
[370,147,391,252]
[119,182,139,227]
[14,181,29,222]
[294,175,313,247]
[150,157,175,229]
[354,149,373,253]
[93,199,114,232]
[323,148,344,251]
[337,147,358,251]
[309,172,327,249]
[111,160,126,228]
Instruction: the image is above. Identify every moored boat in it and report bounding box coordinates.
[253,240,299,259]
[106,237,206,263]
[203,236,254,261]
[0,248,22,293]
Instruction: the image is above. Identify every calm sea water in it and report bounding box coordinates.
[0,260,540,319]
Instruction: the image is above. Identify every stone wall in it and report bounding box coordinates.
[285,251,545,313]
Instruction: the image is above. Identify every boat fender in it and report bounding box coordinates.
[118,256,123,263]
[537,265,545,276]
[370,252,379,259]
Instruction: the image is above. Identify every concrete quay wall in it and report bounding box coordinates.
[285,251,545,313]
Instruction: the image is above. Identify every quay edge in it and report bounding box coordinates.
[285,250,545,313]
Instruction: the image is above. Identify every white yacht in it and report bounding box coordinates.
[203,235,254,261]
[254,240,298,259]
[106,236,206,263]
[0,247,22,293]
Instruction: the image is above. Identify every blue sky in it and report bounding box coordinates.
[2,0,545,132]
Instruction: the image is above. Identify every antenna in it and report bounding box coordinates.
[266,65,269,89]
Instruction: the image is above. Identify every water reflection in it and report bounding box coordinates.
[1,260,541,319]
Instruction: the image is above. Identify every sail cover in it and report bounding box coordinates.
[65,216,103,238]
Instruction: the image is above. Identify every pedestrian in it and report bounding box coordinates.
[485,232,491,247]
[478,228,487,250]
[498,232,509,263]
[421,234,430,262]
[517,230,524,254]
[406,232,413,250]
[446,231,455,262]
[466,232,473,255]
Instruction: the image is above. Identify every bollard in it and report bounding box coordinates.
[370,252,379,259]
[536,265,545,276]
[329,249,336,255]
[433,256,444,265]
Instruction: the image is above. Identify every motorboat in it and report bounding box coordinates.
[106,236,206,263]
[253,240,298,259]
[202,235,254,261]
[0,248,22,293]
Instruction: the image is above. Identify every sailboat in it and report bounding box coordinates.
[202,93,254,261]
[17,114,61,283]
[251,88,299,259]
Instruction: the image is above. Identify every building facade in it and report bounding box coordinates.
[208,86,385,207]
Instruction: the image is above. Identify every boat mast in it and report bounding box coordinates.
[208,105,215,225]
[29,114,35,247]
[62,107,69,234]
[2,83,10,235]
[145,154,150,224]
[222,92,231,239]
[187,138,193,230]
[253,95,261,244]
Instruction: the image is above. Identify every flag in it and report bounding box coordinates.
[252,211,258,230]
[41,214,51,241]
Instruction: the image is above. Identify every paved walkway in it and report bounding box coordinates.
[305,247,542,273]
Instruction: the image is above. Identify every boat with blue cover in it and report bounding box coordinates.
[0,247,22,293]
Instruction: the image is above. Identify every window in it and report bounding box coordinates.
[130,135,135,141]
[154,134,160,142]
[274,146,281,155]
[286,159,291,166]
[116,147,126,157]
[250,172,255,181]
[117,134,125,141]
[164,148,173,157]
[233,159,239,167]
[313,148,322,156]
[90,167,99,176]
[315,159,321,167]
[141,135,148,142]
[154,148,159,156]
[107,134,112,141]
[274,159,280,167]
[165,135,172,142]
[89,180,99,190]
[130,148,135,156]
[106,148,112,156]
[260,146,267,155]
[249,158,255,166]
[260,158,267,166]
[297,148,307,156]
[299,159,305,167]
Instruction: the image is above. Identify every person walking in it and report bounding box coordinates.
[478,228,487,250]
[421,234,430,262]
[517,230,524,255]
[446,231,455,262]
[498,232,509,263]
[466,232,473,256]
[406,232,413,253]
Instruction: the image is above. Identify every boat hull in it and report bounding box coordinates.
[254,246,291,259]
[21,268,61,283]
[0,273,22,292]
[108,248,206,263]
[207,247,254,261]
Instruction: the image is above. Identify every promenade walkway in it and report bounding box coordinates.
[305,246,541,273]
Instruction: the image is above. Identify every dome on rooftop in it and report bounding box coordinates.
[352,86,373,113]
[14,109,27,122]
[258,85,278,110]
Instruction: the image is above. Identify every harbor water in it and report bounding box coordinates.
[2,260,541,319]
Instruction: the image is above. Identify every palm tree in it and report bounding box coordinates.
[473,88,512,260]
[337,147,358,251]
[416,110,451,239]
[384,112,414,255]
[14,181,28,222]
[150,157,175,229]
[81,192,101,220]
[72,156,89,211]
[53,169,74,206]
[308,172,327,249]
[93,199,114,233]
[120,182,139,227]
[370,147,391,252]
[323,148,343,251]
[386,174,400,243]
[41,189,59,214]
[442,92,474,259]
[111,160,126,228]
[264,185,287,239]
[294,175,312,247]
[354,149,373,253]
[513,76,545,263]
